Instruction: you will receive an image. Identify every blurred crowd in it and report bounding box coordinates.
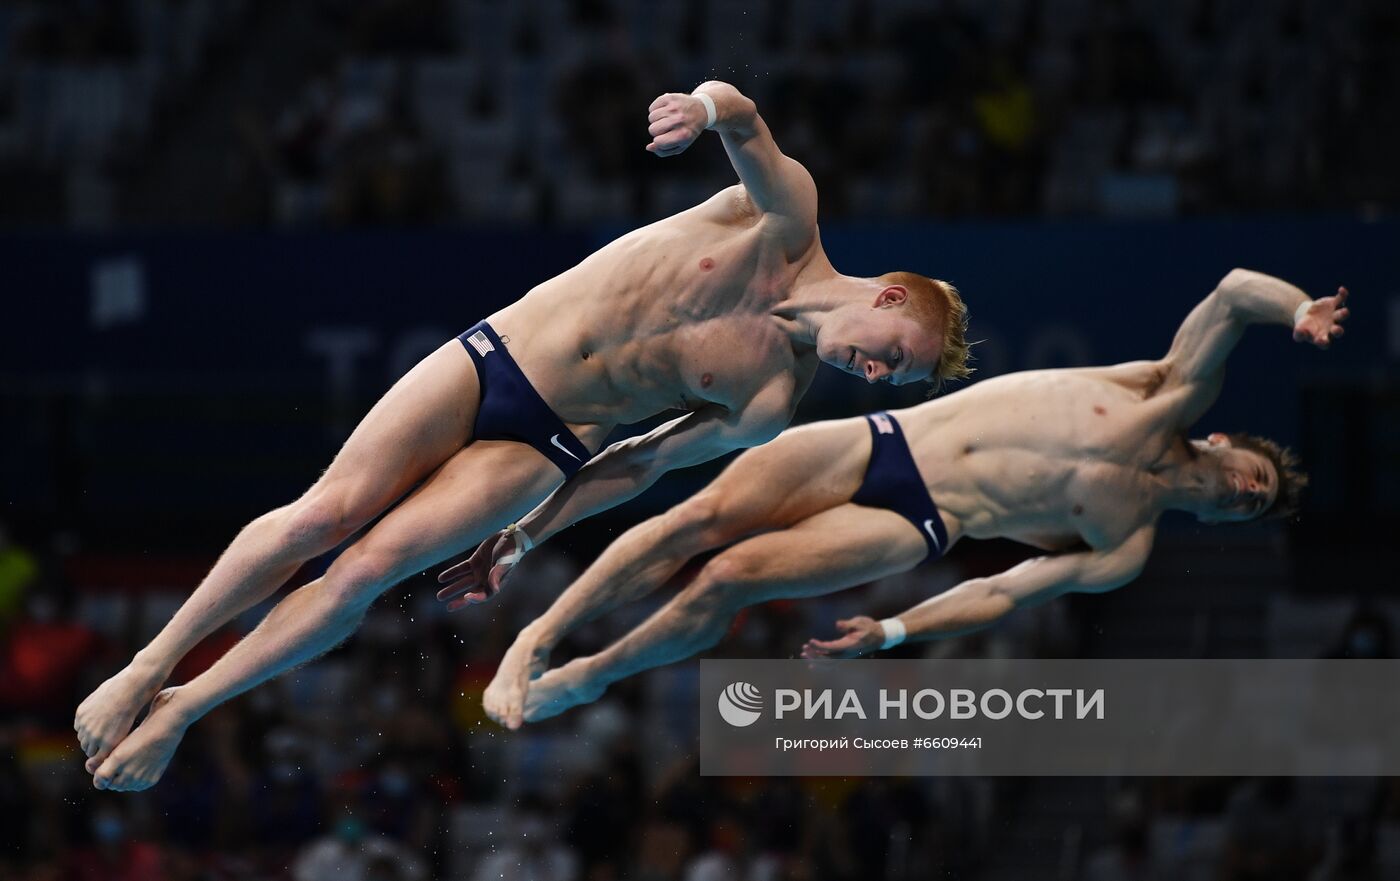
[3,517,1399,880]
[0,521,997,881]
[0,0,1396,228]
[4,2,1398,879]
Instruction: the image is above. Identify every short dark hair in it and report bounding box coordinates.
[1225,433,1308,520]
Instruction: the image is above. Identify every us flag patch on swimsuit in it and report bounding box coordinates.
[466,330,495,357]
[872,413,895,435]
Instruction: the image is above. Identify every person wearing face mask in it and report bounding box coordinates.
[1,578,98,717]
[0,523,38,629]
[69,806,167,881]
[466,270,1347,727]
[292,807,427,881]
[470,795,578,881]
[1325,603,1394,660]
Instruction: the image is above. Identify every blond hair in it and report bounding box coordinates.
[876,271,972,393]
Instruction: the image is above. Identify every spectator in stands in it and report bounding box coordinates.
[565,749,644,875]
[555,29,649,183]
[1082,790,1163,881]
[347,0,452,55]
[11,3,136,63]
[1324,602,1394,659]
[1309,815,1385,881]
[682,812,753,881]
[471,794,579,881]
[66,804,169,881]
[292,805,427,881]
[329,65,448,225]
[0,522,38,629]
[971,47,1042,213]
[0,573,100,722]
[1220,778,1314,881]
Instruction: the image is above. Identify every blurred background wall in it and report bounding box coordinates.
[2,2,1399,880]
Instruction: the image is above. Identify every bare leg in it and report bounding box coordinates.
[92,439,565,791]
[75,341,479,772]
[483,502,725,730]
[484,417,873,728]
[524,503,928,723]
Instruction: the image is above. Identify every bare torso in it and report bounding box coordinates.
[484,186,821,445]
[895,362,1184,552]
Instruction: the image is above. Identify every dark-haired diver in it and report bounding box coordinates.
[470,271,1347,727]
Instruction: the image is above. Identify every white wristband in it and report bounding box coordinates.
[498,523,534,566]
[879,617,906,650]
[1293,300,1313,328]
[693,91,717,130]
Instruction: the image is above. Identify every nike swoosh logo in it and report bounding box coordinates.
[550,434,581,461]
[923,519,943,554]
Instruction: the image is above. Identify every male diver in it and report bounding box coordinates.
[469,271,1346,727]
[75,82,970,791]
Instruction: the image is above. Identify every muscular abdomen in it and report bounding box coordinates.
[892,370,1165,542]
[484,202,799,425]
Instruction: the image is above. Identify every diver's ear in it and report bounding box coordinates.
[1206,432,1231,447]
[874,284,908,308]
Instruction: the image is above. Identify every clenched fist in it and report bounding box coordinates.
[646,92,710,157]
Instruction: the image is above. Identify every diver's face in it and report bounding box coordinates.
[819,295,941,386]
[1193,434,1278,523]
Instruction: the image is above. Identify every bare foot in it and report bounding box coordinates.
[74,664,165,773]
[483,634,551,730]
[522,659,607,723]
[92,688,192,792]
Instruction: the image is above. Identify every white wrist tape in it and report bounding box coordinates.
[499,523,534,566]
[879,617,906,650]
[693,91,717,130]
[1293,299,1313,327]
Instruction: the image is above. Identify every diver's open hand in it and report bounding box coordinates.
[436,527,528,610]
[1294,286,1349,349]
[801,616,885,659]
